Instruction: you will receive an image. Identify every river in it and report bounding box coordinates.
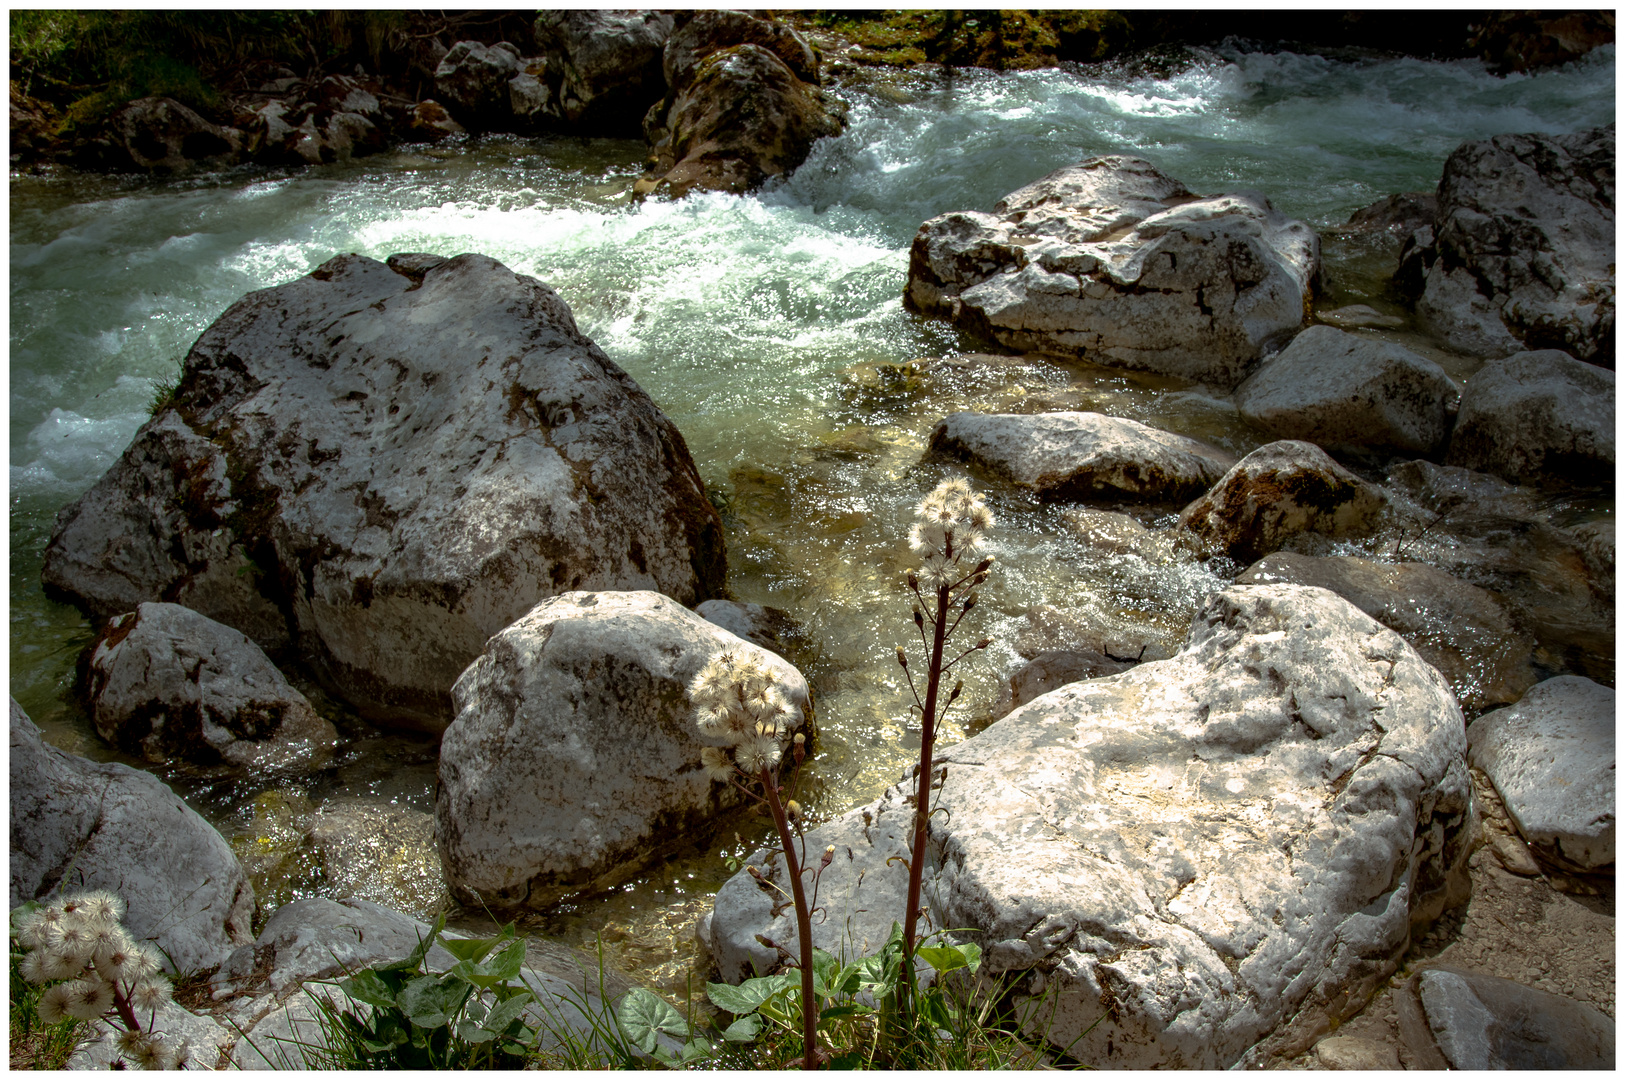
[9,43,1614,993]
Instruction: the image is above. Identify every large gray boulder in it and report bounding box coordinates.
[106,96,242,175]
[1396,964,1615,1069]
[9,700,254,973]
[1177,441,1387,564]
[436,590,809,912]
[1466,676,1614,871]
[638,12,844,198]
[923,411,1234,503]
[1234,324,1460,456]
[534,10,675,132]
[705,584,1473,1068]
[1411,125,1614,366]
[83,601,337,769]
[42,253,724,730]
[1444,349,1615,487]
[433,40,524,130]
[905,156,1320,388]
[1237,552,1536,714]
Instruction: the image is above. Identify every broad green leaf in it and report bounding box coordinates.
[828,961,863,996]
[720,1014,761,1042]
[340,969,400,1011]
[616,987,690,1055]
[397,973,468,1029]
[438,922,515,965]
[706,973,792,1015]
[916,945,971,974]
[449,937,528,989]
[481,990,534,1036]
[457,1019,496,1044]
[377,913,445,974]
[817,1003,875,1021]
[811,949,840,984]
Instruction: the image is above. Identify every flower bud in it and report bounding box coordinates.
[914,606,925,629]
[974,557,993,575]
[785,800,802,822]
[906,570,919,591]
[793,732,805,745]
[975,638,992,650]
[948,680,963,703]
[896,646,908,668]
[963,591,977,612]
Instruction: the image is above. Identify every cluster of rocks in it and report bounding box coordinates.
[31,11,846,199]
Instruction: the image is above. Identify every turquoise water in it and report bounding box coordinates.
[9,45,1614,986]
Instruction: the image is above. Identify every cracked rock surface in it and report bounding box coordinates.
[706,584,1473,1068]
[41,252,724,730]
[905,155,1319,388]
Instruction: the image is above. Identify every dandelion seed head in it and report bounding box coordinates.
[64,977,116,1022]
[75,891,126,927]
[129,976,172,1013]
[20,949,53,985]
[735,736,782,775]
[700,746,734,782]
[37,983,73,1025]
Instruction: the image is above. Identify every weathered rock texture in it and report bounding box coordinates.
[1444,349,1615,487]
[905,156,1319,388]
[1177,440,1386,563]
[706,584,1474,1068]
[436,590,809,911]
[695,598,802,658]
[1396,964,1615,1069]
[1466,676,1614,872]
[923,411,1234,503]
[433,40,524,131]
[84,602,336,768]
[104,96,243,174]
[10,699,254,973]
[42,253,724,729]
[534,10,675,132]
[1235,324,1460,456]
[990,648,1134,720]
[1238,553,1536,714]
[1410,125,1614,366]
[640,11,844,197]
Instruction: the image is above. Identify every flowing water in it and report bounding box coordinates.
[10,45,1615,993]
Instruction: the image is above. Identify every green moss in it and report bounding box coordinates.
[792,10,1142,70]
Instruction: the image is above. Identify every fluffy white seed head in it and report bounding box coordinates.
[63,977,116,1022]
[699,746,734,783]
[128,975,172,1014]
[735,735,782,776]
[74,890,126,928]
[19,949,54,985]
[123,945,161,981]
[37,982,74,1025]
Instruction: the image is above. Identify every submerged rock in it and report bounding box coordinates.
[1396,964,1615,1069]
[1177,440,1387,563]
[436,590,809,912]
[42,253,724,729]
[706,584,1473,1068]
[1237,552,1536,714]
[640,12,845,198]
[923,410,1234,503]
[1466,676,1614,872]
[83,601,336,769]
[1411,125,1614,366]
[10,699,254,973]
[1234,324,1459,457]
[905,155,1319,388]
[1444,349,1615,488]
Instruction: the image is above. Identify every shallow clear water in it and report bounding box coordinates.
[10,46,1614,990]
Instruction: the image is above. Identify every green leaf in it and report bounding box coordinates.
[340,969,400,1011]
[449,936,529,989]
[615,988,690,1055]
[457,1019,496,1044]
[817,1003,875,1021]
[720,1013,761,1042]
[438,922,515,965]
[915,945,969,974]
[377,913,445,974]
[480,990,534,1037]
[706,973,792,1015]
[397,973,468,1029]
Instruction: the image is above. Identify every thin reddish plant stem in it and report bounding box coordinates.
[761,768,819,1070]
[899,579,950,1023]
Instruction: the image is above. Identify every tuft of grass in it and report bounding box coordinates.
[9,926,87,1069]
[147,359,185,417]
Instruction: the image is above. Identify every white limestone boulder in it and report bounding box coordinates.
[1177,440,1387,564]
[705,584,1473,1068]
[1238,552,1537,714]
[9,699,254,973]
[1412,125,1614,366]
[905,156,1319,388]
[1235,324,1460,456]
[435,590,809,911]
[923,411,1235,503]
[695,598,802,657]
[1466,676,1614,871]
[83,602,336,769]
[1444,349,1615,488]
[42,253,724,730]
